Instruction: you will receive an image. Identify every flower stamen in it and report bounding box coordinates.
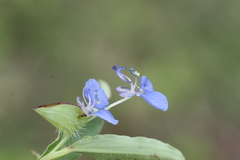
[130,68,140,77]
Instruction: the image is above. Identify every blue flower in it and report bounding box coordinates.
[112,65,168,111]
[76,79,118,125]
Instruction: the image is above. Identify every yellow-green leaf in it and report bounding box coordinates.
[34,103,88,136]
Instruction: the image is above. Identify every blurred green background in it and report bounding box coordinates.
[1,0,240,160]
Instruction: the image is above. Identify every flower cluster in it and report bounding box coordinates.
[112,65,168,111]
[76,65,168,125]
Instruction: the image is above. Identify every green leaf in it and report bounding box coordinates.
[82,117,104,136]
[43,134,185,160]
[34,103,88,136]
[72,134,185,160]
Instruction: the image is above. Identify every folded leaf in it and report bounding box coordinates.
[34,103,88,136]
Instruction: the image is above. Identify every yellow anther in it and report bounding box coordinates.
[135,71,140,76]
[136,85,143,91]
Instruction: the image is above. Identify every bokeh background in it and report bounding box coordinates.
[1,1,239,160]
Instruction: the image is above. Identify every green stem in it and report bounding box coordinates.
[40,147,73,160]
[49,134,70,153]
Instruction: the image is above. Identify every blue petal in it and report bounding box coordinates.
[94,87,109,109]
[84,79,109,109]
[84,79,98,102]
[85,79,100,90]
[84,87,94,104]
[140,76,154,91]
[140,90,168,111]
[94,110,119,125]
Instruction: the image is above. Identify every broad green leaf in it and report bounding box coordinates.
[34,103,88,136]
[72,134,185,160]
[42,134,185,160]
